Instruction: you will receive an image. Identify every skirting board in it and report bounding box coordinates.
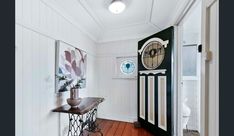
[97,113,137,123]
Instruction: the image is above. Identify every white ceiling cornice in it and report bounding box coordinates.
[78,0,157,31]
[43,0,192,43]
[78,0,104,29]
[170,0,195,26]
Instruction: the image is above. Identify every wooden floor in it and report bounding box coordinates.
[83,118,153,136]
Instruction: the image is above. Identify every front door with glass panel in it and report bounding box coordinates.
[137,26,174,136]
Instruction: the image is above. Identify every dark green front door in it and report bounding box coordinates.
[137,26,174,136]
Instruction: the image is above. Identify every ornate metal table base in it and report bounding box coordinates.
[52,97,104,136]
[67,107,103,136]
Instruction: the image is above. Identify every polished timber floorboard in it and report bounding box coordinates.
[83,118,153,136]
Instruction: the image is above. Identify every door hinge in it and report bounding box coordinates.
[205,50,212,61]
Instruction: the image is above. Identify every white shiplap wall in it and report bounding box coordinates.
[96,39,140,122]
[15,0,98,136]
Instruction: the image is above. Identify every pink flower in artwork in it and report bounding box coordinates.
[57,43,87,91]
[71,50,76,60]
[65,51,71,63]
[72,60,81,76]
[65,64,71,73]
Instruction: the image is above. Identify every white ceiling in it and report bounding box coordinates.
[44,0,192,43]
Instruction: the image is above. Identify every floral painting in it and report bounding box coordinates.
[55,40,87,92]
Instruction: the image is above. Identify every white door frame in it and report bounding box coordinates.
[201,0,219,136]
[174,0,204,136]
[174,0,219,136]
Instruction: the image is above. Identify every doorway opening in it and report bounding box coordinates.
[178,1,202,136]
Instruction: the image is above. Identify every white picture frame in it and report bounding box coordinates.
[112,56,137,79]
[55,40,87,93]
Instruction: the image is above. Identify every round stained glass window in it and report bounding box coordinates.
[141,41,165,70]
[120,60,136,74]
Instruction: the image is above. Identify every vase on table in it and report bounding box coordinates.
[67,87,81,108]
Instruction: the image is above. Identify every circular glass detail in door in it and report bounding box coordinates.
[141,41,165,69]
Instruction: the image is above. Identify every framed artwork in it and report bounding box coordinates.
[55,40,87,93]
[113,56,137,79]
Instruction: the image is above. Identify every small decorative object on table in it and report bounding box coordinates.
[67,79,85,108]
[67,87,80,108]
[70,87,79,99]
[56,75,85,108]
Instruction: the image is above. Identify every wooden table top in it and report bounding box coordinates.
[52,97,104,115]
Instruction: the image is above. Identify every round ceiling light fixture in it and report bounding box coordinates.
[108,0,126,14]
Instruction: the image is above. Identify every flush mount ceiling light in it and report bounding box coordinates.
[108,0,126,14]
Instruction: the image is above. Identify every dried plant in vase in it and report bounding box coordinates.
[56,75,85,108]
[70,79,84,99]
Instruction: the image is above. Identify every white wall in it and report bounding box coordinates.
[96,39,140,122]
[15,0,98,136]
[15,0,152,134]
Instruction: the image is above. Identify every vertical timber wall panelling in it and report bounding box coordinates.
[96,39,140,122]
[15,0,98,136]
[137,27,174,136]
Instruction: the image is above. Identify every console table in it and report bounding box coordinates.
[52,97,104,136]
